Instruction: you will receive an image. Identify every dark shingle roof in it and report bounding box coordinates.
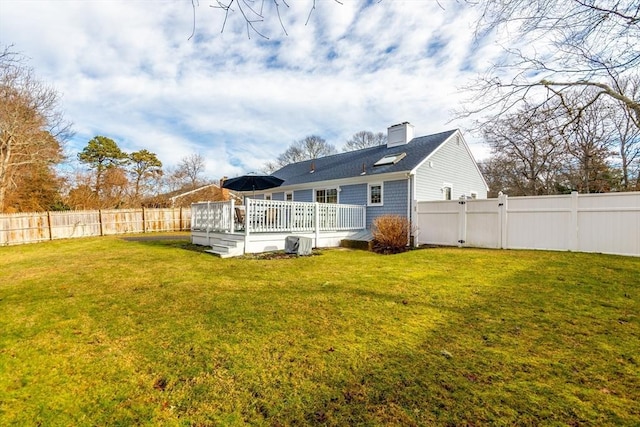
[272,129,457,186]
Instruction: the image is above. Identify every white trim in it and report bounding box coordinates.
[367,182,384,206]
[442,183,453,200]
[314,187,339,204]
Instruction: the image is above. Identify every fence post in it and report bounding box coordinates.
[47,211,53,240]
[229,199,235,233]
[179,207,183,231]
[98,210,104,236]
[458,196,467,247]
[498,193,508,249]
[569,191,579,251]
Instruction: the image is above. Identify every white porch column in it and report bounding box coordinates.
[314,202,320,247]
[244,198,251,252]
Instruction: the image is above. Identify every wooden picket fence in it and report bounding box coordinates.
[0,207,191,246]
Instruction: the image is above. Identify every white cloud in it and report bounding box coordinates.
[1,0,506,179]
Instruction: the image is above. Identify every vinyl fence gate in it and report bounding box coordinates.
[415,192,640,257]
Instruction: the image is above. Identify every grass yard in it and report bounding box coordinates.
[0,234,639,426]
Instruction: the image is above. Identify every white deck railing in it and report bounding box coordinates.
[191,201,234,232]
[191,199,366,234]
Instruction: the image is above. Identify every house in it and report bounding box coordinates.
[266,122,487,229]
[190,122,488,257]
[145,181,238,208]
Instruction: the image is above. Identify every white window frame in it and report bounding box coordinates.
[285,191,293,201]
[442,183,452,201]
[373,152,406,167]
[315,187,339,204]
[264,193,272,201]
[368,183,383,206]
[469,191,478,199]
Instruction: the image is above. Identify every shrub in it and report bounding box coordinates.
[371,215,409,254]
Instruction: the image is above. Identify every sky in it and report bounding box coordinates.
[0,0,507,180]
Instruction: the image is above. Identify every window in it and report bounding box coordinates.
[264,193,272,201]
[374,152,406,167]
[285,192,293,201]
[443,185,452,200]
[470,191,478,199]
[315,188,338,204]
[368,183,383,206]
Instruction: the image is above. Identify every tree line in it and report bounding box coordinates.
[480,90,640,197]
[464,0,639,196]
[0,46,216,213]
[70,136,213,210]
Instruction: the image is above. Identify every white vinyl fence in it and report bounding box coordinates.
[0,208,191,246]
[416,192,640,257]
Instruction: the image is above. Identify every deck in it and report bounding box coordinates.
[190,199,367,257]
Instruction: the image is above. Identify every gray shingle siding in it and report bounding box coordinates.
[415,134,487,200]
[339,183,367,205]
[294,189,313,203]
[366,179,408,229]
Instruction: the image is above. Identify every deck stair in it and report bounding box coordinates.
[340,229,374,250]
[204,233,245,258]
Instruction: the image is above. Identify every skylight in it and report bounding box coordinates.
[374,152,406,167]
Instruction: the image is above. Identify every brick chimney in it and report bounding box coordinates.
[387,122,415,148]
[220,176,230,201]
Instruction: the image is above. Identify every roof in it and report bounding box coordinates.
[272,129,458,186]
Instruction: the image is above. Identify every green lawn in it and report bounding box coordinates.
[1,234,638,426]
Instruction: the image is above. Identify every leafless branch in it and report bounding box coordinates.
[188,0,198,41]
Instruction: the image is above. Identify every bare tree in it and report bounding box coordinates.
[559,97,618,193]
[175,153,206,189]
[480,90,633,194]
[265,135,336,172]
[610,78,640,190]
[100,167,129,208]
[0,46,71,212]
[481,103,566,195]
[461,1,640,131]
[343,130,387,152]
